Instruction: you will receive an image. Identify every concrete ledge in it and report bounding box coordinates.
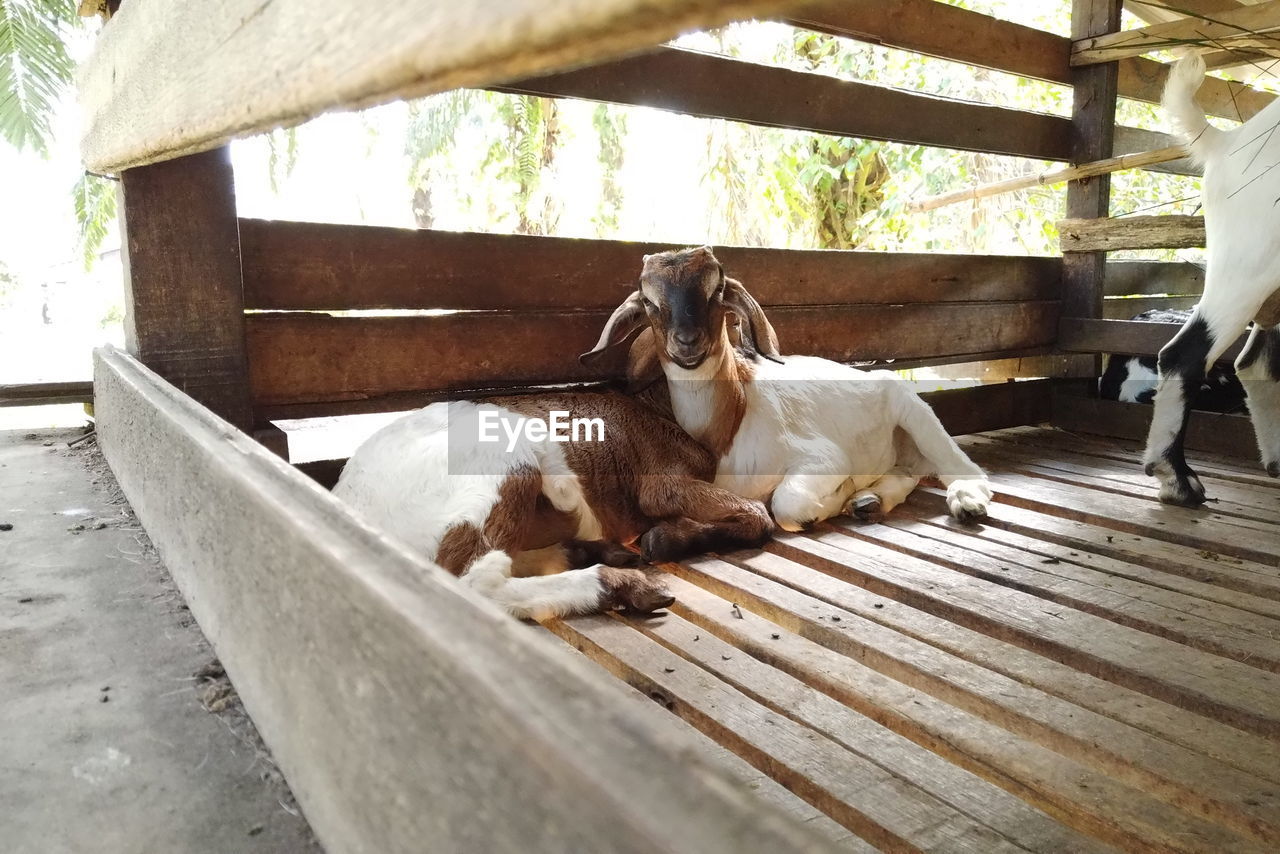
[92,345,838,854]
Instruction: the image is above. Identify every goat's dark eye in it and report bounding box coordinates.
[641,296,656,311]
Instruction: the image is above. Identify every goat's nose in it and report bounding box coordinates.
[675,331,700,346]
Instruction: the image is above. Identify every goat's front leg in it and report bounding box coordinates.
[637,477,775,561]
[1142,316,1217,504]
[768,468,853,532]
[1236,323,1280,477]
[842,468,920,522]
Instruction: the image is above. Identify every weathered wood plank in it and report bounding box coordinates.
[1104,295,1201,317]
[790,0,1272,121]
[1057,317,1249,360]
[1105,260,1204,296]
[1060,215,1206,252]
[771,530,1280,737]
[80,0,809,172]
[670,556,1280,848]
[118,147,252,429]
[0,381,94,408]
[238,218,1063,311]
[1073,0,1280,66]
[244,302,1059,406]
[552,615,1037,852]
[828,511,1280,669]
[90,344,841,854]
[497,46,1075,160]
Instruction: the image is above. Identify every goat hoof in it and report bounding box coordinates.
[1266,460,1279,478]
[1143,460,1157,477]
[847,495,883,523]
[599,567,675,614]
[639,527,685,564]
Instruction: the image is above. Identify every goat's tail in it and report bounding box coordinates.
[1163,53,1220,163]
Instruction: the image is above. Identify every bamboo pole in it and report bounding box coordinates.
[906,144,1189,213]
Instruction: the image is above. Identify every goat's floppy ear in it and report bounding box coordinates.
[580,290,648,364]
[625,328,665,393]
[723,277,782,363]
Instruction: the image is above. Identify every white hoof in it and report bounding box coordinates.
[946,479,991,521]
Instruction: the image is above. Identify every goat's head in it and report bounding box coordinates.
[580,246,781,372]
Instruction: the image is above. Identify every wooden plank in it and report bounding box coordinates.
[552,616,1042,853]
[1064,0,1122,335]
[1073,0,1280,66]
[239,218,1064,311]
[497,46,1075,160]
[1051,391,1261,464]
[669,556,1280,846]
[1060,214,1206,252]
[769,530,1280,737]
[1104,295,1201,317]
[1057,317,1248,359]
[119,147,252,429]
[244,302,1059,406]
[827,511,1280,669]
[1105,260,1205,296]
[916,380,1052,436]
[0,381,93,408]
[898,488,1280,620]
[90,344,841,854]
[80,0,810,172]
[789,0,1273,121]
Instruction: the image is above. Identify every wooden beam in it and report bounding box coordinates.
[1073,0,1280,66]
[1050,388,1256,457]
[0,381,94,408]
[1059,214,1206,251]
[921,380,1054,436]
[80,0,809,172]
[908,145,1188,213]
[1064,0,1123,331]
[788,0,1272,122]
[245,302,1060,407]
[1104,259,1205,295]
[1103,294,1201,316]
[497,47,1074,160]
[119,146,252,429]
[91,345,839,854]
[1057,317,1249,360]
[239,219,1063,311]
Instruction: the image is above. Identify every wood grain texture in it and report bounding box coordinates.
[119,147,252,429]
[91,345,843,854]
[1057,317,1248,360]
[1103,295,1201,317]
[1051,388,1259,457]
[0,381,94,407]
[1073,0,1280,66]
[789,0,1272,121]
[1104,260,1205,296]
[1060,214,1206,251]
[244,302,1059,406]
[497,46,1074,160]
[80,0,808,172]
[239,218,1064,311]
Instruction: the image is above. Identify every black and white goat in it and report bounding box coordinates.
[583,247,992,530]
[1100,307,1246,413]
[1142,55,1280,503]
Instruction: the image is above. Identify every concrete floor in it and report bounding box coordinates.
[0,427,318,854]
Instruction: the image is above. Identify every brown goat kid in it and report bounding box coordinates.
[333,383,773,620]
[584,247,994,529]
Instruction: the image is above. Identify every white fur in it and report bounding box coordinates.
[1143,55,1280,488]
[334,401,604,618]
[667,355,991,529]
[1118,357,1159,404]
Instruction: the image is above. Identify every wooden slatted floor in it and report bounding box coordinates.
[545,426,1280,854]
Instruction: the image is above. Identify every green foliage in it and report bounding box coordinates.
[73,171,116,270]
[592,103,626,233]
[0,0,75,155]
[266,126,299,194]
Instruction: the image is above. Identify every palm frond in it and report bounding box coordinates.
[73,171,116,269]
[0,0,76,154]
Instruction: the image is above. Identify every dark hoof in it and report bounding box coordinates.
[1143,460,1157,477]
[851,494,883,523]
[1267,460,1279,478]
[600,567,675,613]
[639,526,684,564]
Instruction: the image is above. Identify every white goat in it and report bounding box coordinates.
[582,247,993,530]
[1142,54,1280,503]
[334,391,773,619]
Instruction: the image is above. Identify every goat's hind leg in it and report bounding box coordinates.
[891,396,991,521]
[638,478,775,562]
[1236,323,1280,477]
[843,468,920,522]
[1142,314,1219,504]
